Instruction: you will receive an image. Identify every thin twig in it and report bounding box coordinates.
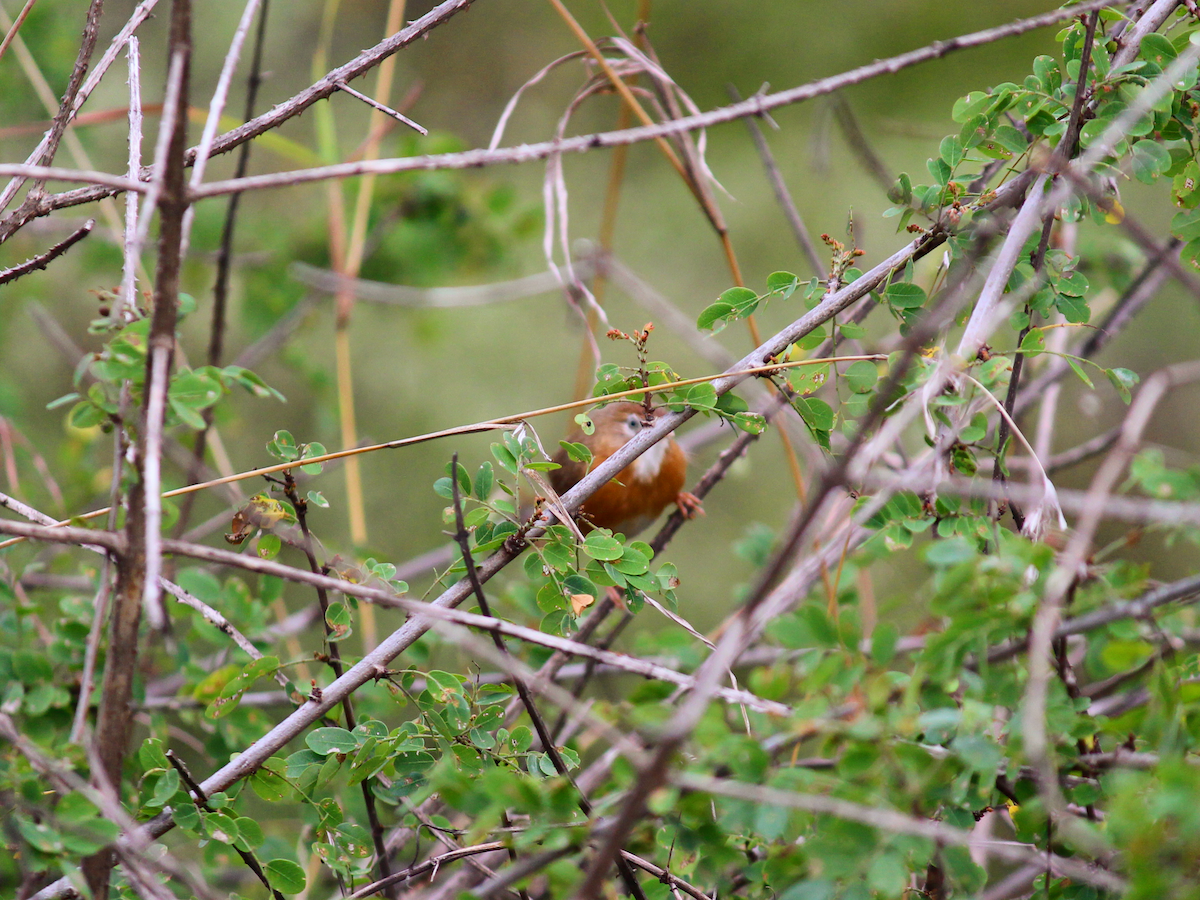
[0,217,93,284]
[828,95,894,194]
[729,83,823,275]
[335,80,426,134]
[165,750,285,900]
[344,842,508,899]
[10,0,104,196]
[991,10,1097,524]
[0,0,39,65]
[116,36,142,321]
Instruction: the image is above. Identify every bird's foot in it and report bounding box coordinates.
[676,491,704,519]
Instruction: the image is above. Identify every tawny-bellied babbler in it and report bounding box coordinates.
[548,401,702,537]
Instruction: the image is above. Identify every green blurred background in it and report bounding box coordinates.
[2,0,1197,643]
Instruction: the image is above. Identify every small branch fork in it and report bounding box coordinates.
[334,80,427,134]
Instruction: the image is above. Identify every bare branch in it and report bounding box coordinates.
[0,217,93,285]
[0,163,145,193]
[344,842,507,899]
[189,0,475,164]
[0,0,39,66]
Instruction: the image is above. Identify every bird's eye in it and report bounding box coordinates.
[626,415,642,430]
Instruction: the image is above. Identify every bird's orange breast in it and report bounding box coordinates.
[570,438,686,536]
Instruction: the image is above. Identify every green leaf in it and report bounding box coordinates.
[871,622,899,665]
[959,412,988,444]
[951,91,990,123]
[1055,269,1088,297]
[169,397,207,429]
[299,442,327,475]
[1055,293,1089,324]
[491,442,517,474]
[558,441,592,466]
[927,156,952,186]
[1172,160,1200,208]
[789,362,829,396]
[474,461,494,500]
[265,859,306,894]
[168,369,224,411]
[766,271,799,297]
[149,769,181,808]
[306,490,329,508]
[1106,367,1138,404]
[613,546,650,576]
[1019,329,1045,355]
[884,282,926,310]
[952,734,1003,774]
[223,365,285,401]
[17,817,64,853]
[234,817,264,850]
[793,324,827,351]
[267,430,298,462]
[1066,358,1094,388]
[69,400,107,429]
[325,602,353,641]
[697,300,734,331]
[939,134,965,168]
[887,172,912,205]
[839,322,866,339]
[958,114,988,149]
[794,397,834,432]
[250,766,290,802]
[719,285,759,311]
[202,811,240,844]
[924,537,975,567]
[1132,139,1171,184]
[582,531,623,561]
[1172,207,1200,242]
[306,727,359,755]
[256,533,281,560]
[991,124,1028,154]
[47,391,80,410]
[445,459,471,496]
[843,360,878,394]
[683,382,718,410]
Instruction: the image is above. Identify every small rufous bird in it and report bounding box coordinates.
[548,401,702,536]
